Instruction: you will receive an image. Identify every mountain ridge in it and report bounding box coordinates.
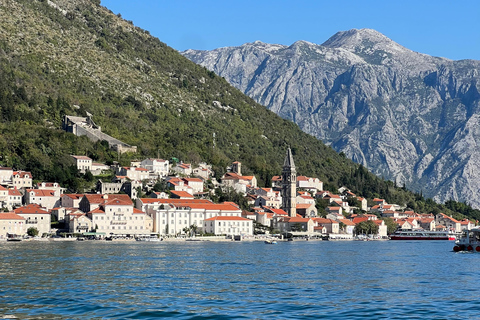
[182,29,480,208]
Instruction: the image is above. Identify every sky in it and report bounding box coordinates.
[100,0,480,61]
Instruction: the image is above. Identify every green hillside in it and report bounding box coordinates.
[0,0,478,220]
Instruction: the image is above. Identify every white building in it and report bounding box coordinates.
[14,204,51,236]
[7,188,22,210]
[0,212,25,238]
[72,155,92,173]
[140,158,169,177]
[203,216,253,236]
[12,171,32,189]
[24,189,61,210]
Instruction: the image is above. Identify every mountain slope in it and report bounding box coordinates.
[182,29,480,208]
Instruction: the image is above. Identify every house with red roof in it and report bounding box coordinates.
[172,162,193,176]
[0,212,25,238]
[313,218,340,234]
[338,219,356,235]
[170,190,195,199]
[14,204,51,235]
[25,189,61,210]
[12,170,32,188]
[61,194,84,209]
[436,213,461,233]
[277,216,315,233]
[203,216,253,236]
[460,219,474,231]
[83,195,152,236]
[192,162,214,180]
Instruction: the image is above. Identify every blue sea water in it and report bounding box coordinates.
[0,240,478,319]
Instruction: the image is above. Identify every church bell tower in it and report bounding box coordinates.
[282,148,297,217]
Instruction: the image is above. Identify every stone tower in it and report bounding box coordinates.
[282,148,297,217]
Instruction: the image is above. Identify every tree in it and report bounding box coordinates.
[382,217,398,235]
[354,221,379,235]
[27,227,39,237]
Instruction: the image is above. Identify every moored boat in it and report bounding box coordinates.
[390,230,455,241]
[453,228,480,252]
[264,239,277,244]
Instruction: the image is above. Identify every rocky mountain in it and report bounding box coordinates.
[183,29,480,208]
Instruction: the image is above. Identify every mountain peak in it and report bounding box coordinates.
[322,28,396,48]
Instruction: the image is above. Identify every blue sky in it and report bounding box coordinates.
[101,0,480,61]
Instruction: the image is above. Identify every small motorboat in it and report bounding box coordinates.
[264,239,277,244]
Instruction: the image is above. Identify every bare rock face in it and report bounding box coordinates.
[183,29,480,208]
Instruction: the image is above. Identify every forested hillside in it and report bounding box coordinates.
[0,0,478,220]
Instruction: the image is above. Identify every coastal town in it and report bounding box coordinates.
[0,144,474,242]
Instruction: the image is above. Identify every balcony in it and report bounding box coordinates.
[111,221,127,225]
[25,220,38,224]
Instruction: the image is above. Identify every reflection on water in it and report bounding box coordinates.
[0,241,478,319]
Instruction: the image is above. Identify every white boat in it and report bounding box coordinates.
[264,239,277,244]
[453,228,480,252]
[136,235,163,242]
[391,230,455,241]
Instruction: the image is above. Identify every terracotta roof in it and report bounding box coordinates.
[170,190,195,199]
[339,219,355,226]
[8,188,21,196]
[14,204,49,215]
[271,176,282,181]
[0,212,25,220]
[0,185,6,191]
[13,171,31,178]
[89,208,105,214]
[297,176,309,181]
[313,218,338,224]
[269,208,288,216]
[27,189,56,197]
[63,194,84,200]
[104,198,133,206]
[352,217,368,224]
[133,208,145,214]
[284,217,311,223]
[296,203,313,209]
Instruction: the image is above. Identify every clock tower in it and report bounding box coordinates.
[282,148,297,217]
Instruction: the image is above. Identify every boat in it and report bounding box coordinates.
[453,228,480,252]
[264,239,277,244]
[390,230,455,241]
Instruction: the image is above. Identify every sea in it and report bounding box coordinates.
[0,240,478,319]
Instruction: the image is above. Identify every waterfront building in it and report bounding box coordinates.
[282,148,297,217]
[0,212,25,238]
[14,204,51,236]
[203,216,253,236]
[85,195,152,236]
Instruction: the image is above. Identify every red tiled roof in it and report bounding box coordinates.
[339,219,355,226]
[27,189,56,197]
[14,204,49,215]
[8,188,21,196]
[170,190,194,198]
[0,212,25,220]
[13,171,32,178]
[138,198,211,204]
[352,217,368,224]
[63,194,84,200]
